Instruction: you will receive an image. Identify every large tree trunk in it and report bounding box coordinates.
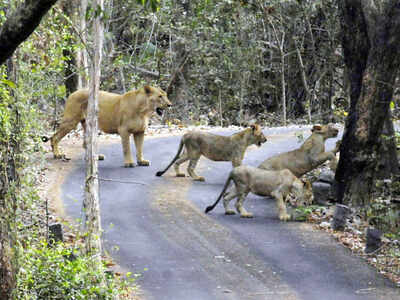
[0,60,19,299]
[83,0,103,260]
[61,0,78,95]
[0,139,17,300]
[335,1,400,206]
[0,0,58,65]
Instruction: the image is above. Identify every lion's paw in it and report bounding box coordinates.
[124,162,136,168]
[54,153,70,161]
[279,214,290,221]
[240,212,254,218]
[176,173,186,177]
[138,160,150,166]
[195,176,205,182]
[225,210,236,215]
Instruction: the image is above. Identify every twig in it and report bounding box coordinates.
[96,177,148,186]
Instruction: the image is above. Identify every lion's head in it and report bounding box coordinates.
[291,179,314,207]
[249,124,267,147]
[144,85,172,116]
[311,124,339,139]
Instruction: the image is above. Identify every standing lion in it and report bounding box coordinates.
[48,85,171,167]
[156,124,267,181]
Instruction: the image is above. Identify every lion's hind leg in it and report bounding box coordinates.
[185,147,204,181]
[234,185,252,218]
[187,157,205,181]
[51,118,80,159]
[223,190,237,215]
[174,149,189,177]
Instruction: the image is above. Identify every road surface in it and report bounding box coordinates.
[62,127,399,300]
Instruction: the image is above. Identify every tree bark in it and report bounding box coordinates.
[336,0,400,206]
[61,0,78,95]
[83,0,103,260]
[0,0,59,65]
[295,46,311,124]
[0,60,19,299]
[77,0,88,88]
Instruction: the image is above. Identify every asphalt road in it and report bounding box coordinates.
[62,127,399,300]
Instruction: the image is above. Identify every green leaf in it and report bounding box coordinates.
[390,101,395,110]
[1,79,16,89]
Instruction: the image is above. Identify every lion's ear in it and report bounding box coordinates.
[144,85,152,95]
[311,125,322,132]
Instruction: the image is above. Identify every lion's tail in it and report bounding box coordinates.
[155,137,185,177]
[205,173,233,214]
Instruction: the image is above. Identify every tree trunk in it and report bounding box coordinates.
[335,1,400,206]
[0,0,58,65]
[280,47,286,126]
[83,0,103,260]
[77,0,89,88]
[61,0,78,95]
[295,46,311,124]
[0,59,19,299]
[0,144,17,300]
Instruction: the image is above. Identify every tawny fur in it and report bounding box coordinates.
[205,165,313,221]
[156,124,267,181]
[259,124,340,177]
[49,85,171,167]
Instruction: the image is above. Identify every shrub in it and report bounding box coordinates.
[13,240,132,300]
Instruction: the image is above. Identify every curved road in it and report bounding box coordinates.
[62,127,399,300]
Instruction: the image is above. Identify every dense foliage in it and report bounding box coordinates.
[100,0,345,125]
[9,0,345,129]
[13,241,133,299]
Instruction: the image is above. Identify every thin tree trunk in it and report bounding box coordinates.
[280,49,286,126]
[296,46,311,124]
[83,0,103,260]
[77,0,89,88]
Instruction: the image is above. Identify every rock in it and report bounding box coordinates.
[319,221,331,229]
[365,228,382,254]
[319,169,335,183]
[48,223,64,245]
[331,204,351,231]
[312,182,331,205]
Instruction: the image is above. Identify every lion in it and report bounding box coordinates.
[205,165,313,221]
[259,124,340,177]
[155,124,267,181]
[48,85,171,167]
[222,124,339,202]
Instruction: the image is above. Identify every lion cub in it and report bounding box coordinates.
[156,125,267,181]
[205,165,313,221]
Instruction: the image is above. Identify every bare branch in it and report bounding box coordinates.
[0,0,59,65]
